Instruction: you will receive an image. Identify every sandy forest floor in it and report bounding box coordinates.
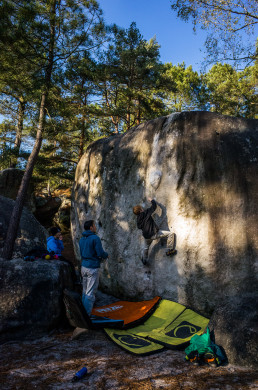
[1,329,258,390]
[1,289,258,390]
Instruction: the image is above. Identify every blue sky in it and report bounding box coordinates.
[97,0,208,71]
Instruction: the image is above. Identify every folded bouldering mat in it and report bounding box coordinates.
[63,289,124,330]
[92,296,161,329]
[104,329,165,356]
[104,299,209,355]
[147,307,210,348]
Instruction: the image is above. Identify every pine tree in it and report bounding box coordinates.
[96,23,166,133]
[0,0,105,259]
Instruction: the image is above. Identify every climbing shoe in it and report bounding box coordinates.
[167,233,176,249]
[185,351,200,366]
[166,249,177,256]
[203,352,217,367]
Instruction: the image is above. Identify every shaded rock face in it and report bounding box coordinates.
[34,195,62,227]
[0,195,48,257]
[0,168,35,212]
[0,258,73,341]
[209,293,258,368]
[34,190,71,231]
[53,189,72,232]
[71,112,258,310]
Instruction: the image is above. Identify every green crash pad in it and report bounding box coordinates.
[104,330,165,356]
[104,299,209,355]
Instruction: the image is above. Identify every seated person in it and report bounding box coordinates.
[47,227,79,287]
[47,226,64,256]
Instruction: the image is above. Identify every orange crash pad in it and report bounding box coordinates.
[92,296,161,329]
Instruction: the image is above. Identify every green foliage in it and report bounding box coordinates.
[170,0,258,65]
[95,23,167,132]
[0,2,257,194]
[161,62,206,111]
[204,63,258,117]
[0,0,105,191]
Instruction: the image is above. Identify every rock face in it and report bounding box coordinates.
[0,195,48,257]
[34,194,62,227]
[34,190,71,231]
[209,293,258,368]
[0,258,73,340]
[53,189,72,232]
[71,111,258,366]
[0,168,35,212]
[72,111,258,305]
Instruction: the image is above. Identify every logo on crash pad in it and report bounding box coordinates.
[113,333,151,349]
[165,321,201,339]
[94,305,123,313]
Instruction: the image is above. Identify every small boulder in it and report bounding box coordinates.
[0,168,36,212]
[0,258,74,341]
[0,195,48,257]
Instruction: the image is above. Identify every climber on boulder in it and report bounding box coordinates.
[133,198,176,265]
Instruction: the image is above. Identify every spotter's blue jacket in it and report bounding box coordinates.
[79,230,108,269]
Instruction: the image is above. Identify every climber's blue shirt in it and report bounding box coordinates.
[79,230,108,269]
[47,236,64,255]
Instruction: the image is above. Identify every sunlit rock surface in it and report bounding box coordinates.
[71,111,258,367]
[72,111,257,308]
[71,111,258,368]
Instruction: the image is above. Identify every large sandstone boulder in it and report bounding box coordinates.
[71,112,257,308]
[0,168,35,212]
[0,258,73,341]
[0,195,48,257]
[71,111,258,366]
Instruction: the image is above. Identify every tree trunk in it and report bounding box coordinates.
[2,93,46,259]
[136,98,141,125]
[78,116,86,161]
[1,0,56,260]
[10,98,25,168]
[15,98,25,149]
[114,120,119,133]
